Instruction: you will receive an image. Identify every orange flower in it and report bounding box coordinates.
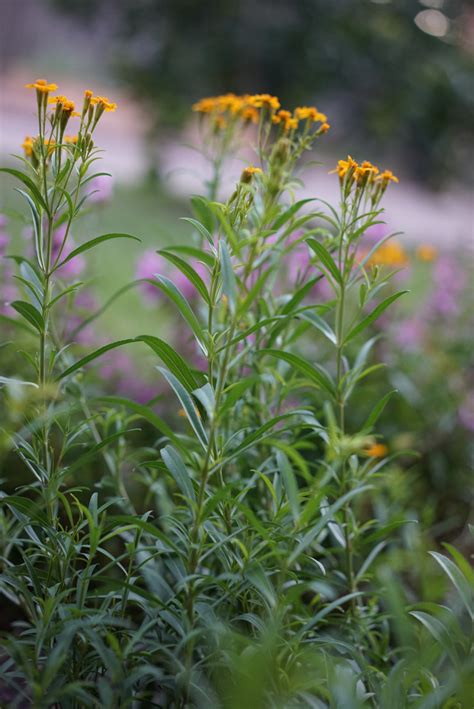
[355,160,379,184]
[247,93,280,111]
[376,169,399,185]
[192,97,217,113]
[92,96,118,112]
[317,122,330,134]
[364,240,408,267]
[22,136,34,157]
[241,165,263,183]
[48,95,76,114]
[331,155,358,179]
[416,244,438,262]
[240,106,259,124]
[366,443,388,458]
[25,78,57,93]
[294,106,327,123]
[214,115,227,131]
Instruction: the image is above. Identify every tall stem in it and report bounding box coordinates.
[335,235,356,608]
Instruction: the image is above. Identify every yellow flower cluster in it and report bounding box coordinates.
[22,136,57,159]
[25,80,117,116]
[48,95,80,117]
[332,156,399,190]
[23,80,117,163]
[192,93,329,136]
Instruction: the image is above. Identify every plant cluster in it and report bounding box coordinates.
[0,80,472,707]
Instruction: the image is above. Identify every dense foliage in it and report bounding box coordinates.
[0,82,472,707]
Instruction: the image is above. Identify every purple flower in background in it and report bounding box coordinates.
[0,214,9,256]
[428,255,467,318]
[86,174,113,204]
[136,250,166,302]
[363,223,390,246]
[99,349,156,403]
[75,290,99,311]
[285,231,311,285]
[0,263,18,315]
[393,317,426,351]
[135,249,207,303]
[459,392,474,432]
[52,224,86,278]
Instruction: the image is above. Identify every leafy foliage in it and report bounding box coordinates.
[0,83,472,707]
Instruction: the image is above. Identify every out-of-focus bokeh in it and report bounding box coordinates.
[1,0,473,249]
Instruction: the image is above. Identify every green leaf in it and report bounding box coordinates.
[245,565,277,609]
[261,349,334,396]
[159,250,210,304]
[0,313,36,336]
[266,276,323,346]
[345,291,408,344]
[109,515,180,553]
[161,445,196,502]
[190,195,215,233]
[300,311,337,345]
[149,276,206,351]
[163,245,215,268]
[429,551,474,620]
[11,301,44,334]
[302,592,364,631]
[57,339,135,380]
[95,395,179,445]
[48,283,83,309]
[0,376,38,388]
[1,495,49,526]
[56,233,141,269]
[158,367,208,449]
[219,241,237,314]
[180,217,213,246]
[288,486,371,564]
[66,428,140,474]
[15,188,44,269]
[0,167,49,214]
[363,390,397,430]
[276,450,300,523]
[409,611,455,654]
[273,198,317,230]
[137,334,199,392]
[306,238,342,285]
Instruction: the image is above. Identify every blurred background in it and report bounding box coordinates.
[1,0,474,246]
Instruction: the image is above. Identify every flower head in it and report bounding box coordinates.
[92,96,117,112]
[240,165,263,183]
[22,136,34,157]
[247,94,280,111]
[365,443,388,458]
[25,78,57,93]
[331,155,358,179]
[376,169,399,185]
[294,106,327,123]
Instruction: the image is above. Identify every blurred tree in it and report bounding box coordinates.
[51,0,474,186]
